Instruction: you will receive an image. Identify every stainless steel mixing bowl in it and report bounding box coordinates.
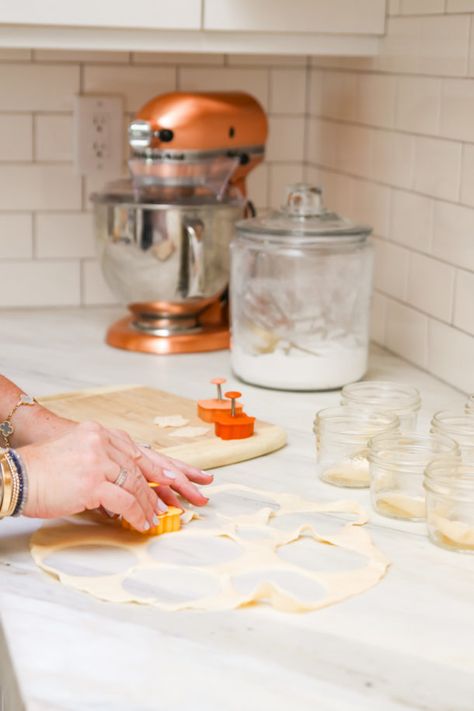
[92,182,243,334]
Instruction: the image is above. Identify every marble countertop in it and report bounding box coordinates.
[0,307,473,711]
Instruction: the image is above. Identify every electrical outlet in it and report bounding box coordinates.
[74,95,124,176]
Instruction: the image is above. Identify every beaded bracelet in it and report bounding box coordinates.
[0,448,28,518]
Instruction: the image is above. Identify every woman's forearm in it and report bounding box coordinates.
[0,375,74,447]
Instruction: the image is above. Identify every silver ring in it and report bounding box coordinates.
[114,467,128,488]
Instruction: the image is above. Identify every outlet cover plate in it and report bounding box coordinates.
[74,95,124,177]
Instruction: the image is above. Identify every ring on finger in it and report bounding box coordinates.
[114,467,128,488]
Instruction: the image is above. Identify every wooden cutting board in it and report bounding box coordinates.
[39,385,287,470]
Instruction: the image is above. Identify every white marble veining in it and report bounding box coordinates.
[0,307,473,711]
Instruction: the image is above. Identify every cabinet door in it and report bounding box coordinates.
[0,0,202,30]
[204,0,386,34]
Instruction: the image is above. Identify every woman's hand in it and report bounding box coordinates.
[19,420,213,532]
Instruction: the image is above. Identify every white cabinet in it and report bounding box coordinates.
[204,0,386,35]
[0,0,386,56]
[0,0,202,30]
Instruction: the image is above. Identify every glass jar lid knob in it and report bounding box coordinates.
[283,183,324,217]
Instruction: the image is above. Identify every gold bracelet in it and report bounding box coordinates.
[0,452,13,518]
[5,452,20,517]
[0,394,36,448]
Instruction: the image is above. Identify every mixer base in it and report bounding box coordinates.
[106,315,230,354]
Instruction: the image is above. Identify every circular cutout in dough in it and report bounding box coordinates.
[43,544,137,577]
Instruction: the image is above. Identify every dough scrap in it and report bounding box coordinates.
[153,415,189,428]
[321,455,370,488]
[169,426,209,438]
[375,493,425,520]
[30,484,390,613]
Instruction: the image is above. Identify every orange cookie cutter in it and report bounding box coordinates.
[121,482,182,535]
[214,391,255,440]
[197,377,243,423]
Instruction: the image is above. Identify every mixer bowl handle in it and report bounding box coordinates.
[178,218,205,299]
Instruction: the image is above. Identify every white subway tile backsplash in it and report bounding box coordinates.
[355,74,397,129]
[460,144,474,207]
[399,0,445,14]
[269,164,304,208]
[447,0,474,10]
[34,50,130,63]
[350,181,390,237]
[308,70,322,117]
[395,77,441,136]
[413,136,461,201]
[270,69,306,115]
[378,15,470,77]
[266,116,305,162]
[428,319,474,392]
[317,169,354,217]
[373,237,410,299]
[370,291,387,345]
[0,115,33,162]
[390,189,433,253]
[82,260,118,305]
[132,52,225,66]
[440,79,474,142]
[370,130,415,189]
[227,55,307,67]
[83,65,176,112]
[0,64,79,111]
[432,201,474,270]
[36,213,96,259]
[34,115,73,162]
[335,124,373,178]
[388,0,401,13]
[179,67,268,109]
[407,252,455,321]
[453,269,474,335]
[246,162,269,210]
[321,71,358,122]
[0,166,81,211]
[0,261,80,307]
[0,215,33,259]
[385,298,428,368]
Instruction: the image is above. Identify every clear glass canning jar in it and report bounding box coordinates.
[230,183,373,391]
[424,460,474,553]
[341,381,421,431]
[314,406,399,488]
[430,411,474,462]
[368,433,459,521]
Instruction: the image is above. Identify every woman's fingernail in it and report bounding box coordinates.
[143,522,150,531]
[152,515,159,525]
[164,469,178,479]
[156,498,168,513]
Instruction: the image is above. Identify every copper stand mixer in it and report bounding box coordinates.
[92,91,268,354]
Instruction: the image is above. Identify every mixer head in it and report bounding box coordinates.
[128,91,268,198]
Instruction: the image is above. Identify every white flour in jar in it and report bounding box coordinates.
[231,341,367,390]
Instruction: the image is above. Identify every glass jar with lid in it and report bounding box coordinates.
[229,184,373,390]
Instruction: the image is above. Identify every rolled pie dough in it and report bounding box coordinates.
[30,484,390,613]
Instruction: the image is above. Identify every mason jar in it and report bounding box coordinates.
[424,460,474,553]
[230,184,373,391]
[368,433,459,521]
[430,411,474,462]
[314,406,399,488]
[341,381,421,431]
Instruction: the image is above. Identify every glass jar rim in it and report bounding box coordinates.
[432,410,474,431]
[424,459,474,500]
[341,380,421,413]
[314,405,399,434]
[369,432,459,472]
